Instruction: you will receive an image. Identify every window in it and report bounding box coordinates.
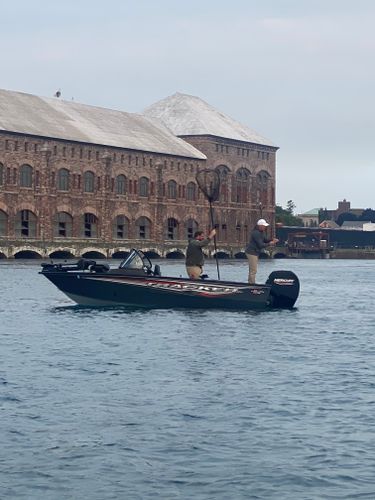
[0,210,7,236]
[216,165,230,202]
[186,219,198,239]
[221,224,227,241]
[256,171,271,206]
[232,168,250,203]
[0,163,3,186]
[113,215,129,239]
[136,216,151,239]
[167,218,178,240]
[57,168,70,191]
[236,224,242,242]
[115,175,126,195]
[139,177,149,197]
[16,210,37,237]
[167,180,177,199]
[20,164,33,187]
[83,213,98,238]
[186,182,196,201]
[54,212,73,237]
[84,171,95,192]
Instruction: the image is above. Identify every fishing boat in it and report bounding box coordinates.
[40,249,300,310]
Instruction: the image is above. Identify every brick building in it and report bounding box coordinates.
[0,89,278,259]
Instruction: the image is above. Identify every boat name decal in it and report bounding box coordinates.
[147,282,240,295]
[273,278,295,286]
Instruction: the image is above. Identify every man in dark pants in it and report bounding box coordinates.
[185,229,216,279]
[245,219,278,284]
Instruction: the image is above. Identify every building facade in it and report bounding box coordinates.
[0,89,278,259]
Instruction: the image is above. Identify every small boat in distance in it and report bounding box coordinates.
[40,249,300,310]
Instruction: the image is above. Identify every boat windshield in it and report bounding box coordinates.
[119,249,152,272]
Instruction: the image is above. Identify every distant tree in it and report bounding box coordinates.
[359,208,375,222]
[275,203,303,226]
[336,212,358,226]
[286,200,296,214]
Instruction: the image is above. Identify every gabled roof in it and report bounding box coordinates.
[143,92,276,147]
[0,88,206,160]
[319,220,339,228]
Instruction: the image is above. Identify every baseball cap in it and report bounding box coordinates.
[257,218,269,227]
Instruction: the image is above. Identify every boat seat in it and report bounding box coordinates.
[90,263,110,273]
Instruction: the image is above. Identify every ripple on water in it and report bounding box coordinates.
[1,260,375,499]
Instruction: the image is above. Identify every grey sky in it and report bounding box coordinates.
[1,0,374,214]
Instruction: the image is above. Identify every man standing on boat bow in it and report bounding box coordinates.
[186,229,216,279]
[245,219,278,284]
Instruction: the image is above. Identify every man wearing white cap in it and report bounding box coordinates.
[245,219,279,284]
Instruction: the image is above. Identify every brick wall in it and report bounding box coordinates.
[0,131,277,254]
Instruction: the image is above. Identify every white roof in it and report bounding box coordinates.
[0,88,206,160]
[143,92,276,147]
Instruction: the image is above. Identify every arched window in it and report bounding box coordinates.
[186,182,196,201]
[139,177,149,197]
[57,168,70,191]
[256,170,271,206]
[135,216,151,239]
[0,163,4,186]
[20,164,33,188]
[54,212,73,237]
[216,165,230,202]
[167,217,179,240]
[113,215,129,239]
[167,180,177,199]
[0,210,8,236]
[232,168,250,203]
[84,171,95,193]
[83,213,98,237]
[16,210,37,237]
[186,218,199,239]
[116,175,126,195]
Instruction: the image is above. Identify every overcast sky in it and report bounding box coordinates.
[1,0,374,214]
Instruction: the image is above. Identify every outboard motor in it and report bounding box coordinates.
[266,270,300,309]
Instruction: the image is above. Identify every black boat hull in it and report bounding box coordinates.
[41,271,299,310]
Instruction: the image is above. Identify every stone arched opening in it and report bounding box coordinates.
[49,250,75,259]
[14,250,42,259]
[144,250,161,259]
[112,251,130,259]
[234,252,246,259]
[214,251,230,259]
[165,250,185,259]
[273,252,287,259]
[81,251,106,259]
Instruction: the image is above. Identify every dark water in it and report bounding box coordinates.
[1,258,375,499]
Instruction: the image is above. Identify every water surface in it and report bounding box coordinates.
[1,258,375,499]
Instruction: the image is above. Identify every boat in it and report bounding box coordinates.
[40,249,300,310]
